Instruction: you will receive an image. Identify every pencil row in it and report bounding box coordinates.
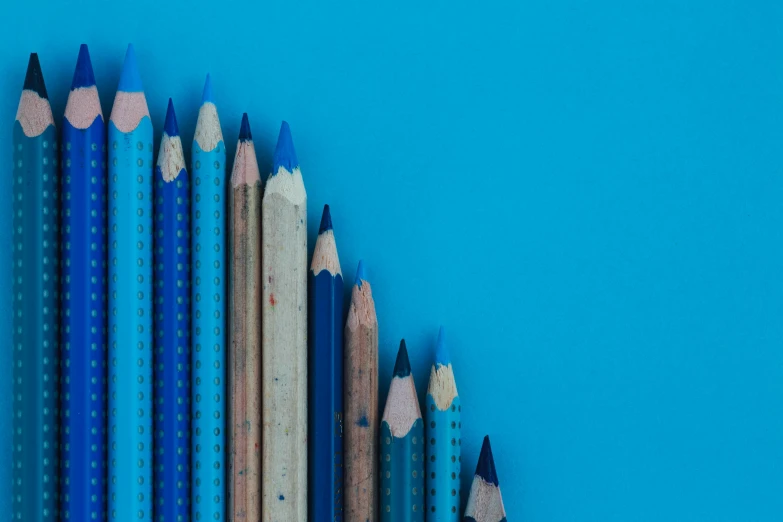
[12,44,507,522]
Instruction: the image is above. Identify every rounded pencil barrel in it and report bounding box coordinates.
[425,395,461,520]
[380,419,425,522]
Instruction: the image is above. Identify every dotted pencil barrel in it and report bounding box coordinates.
[108,45,154,522]
[61,45,107,522]
[13,53,59,522]
[154,100,191,522]
[191,75,226,522]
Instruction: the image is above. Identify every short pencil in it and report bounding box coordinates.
[463,436,506,522]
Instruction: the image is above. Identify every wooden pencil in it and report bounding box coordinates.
[344,260,379,522]
[426,327,461,521]
[13,52,59,522]
[192,74,226,522]
[61,44,107,522]
[262,121,308,522]
[380,340,424,522]
[309,204,344,522]
[108,44,154,522]
[228,113,262,522]
[463,436,506,522]
[153,99,191,522]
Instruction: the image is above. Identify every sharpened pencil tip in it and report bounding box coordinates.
[23,53,48,99]
[71,44,96,90]
[272,120,298,175]
[118,44,143,92]
[238,113,252,142]
[319,204,333,234]
[355,260,366,287]
[164,99,179,137]
[435,326,450,367]
[393,340,411,378]
[201,73,214,105]
[475,435,499,486]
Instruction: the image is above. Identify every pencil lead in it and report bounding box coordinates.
[393,340,411,378]
[435,326,450,367]
[318,204,333,234]
[475,435,499,486]
[201,73,214,105]
[272,120,298,175]
[23,53,48,99]
[118,44,143,92]
[71,44,96,90]
[355,260,366,287]
[238,113,252,142]
[164,99,179,137]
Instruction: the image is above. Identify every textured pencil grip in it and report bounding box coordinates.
[380,420,425,522]
[425,396,461,520]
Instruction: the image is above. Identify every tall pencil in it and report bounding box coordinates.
[154,99,191,522]
[463,436,506,522]
[192,74,226,522]
[61,44,106,522]
[13,52,59,522]
[426,327,460,521]
[228,113,262,522]
[344,260,379,522]
[108,44,153,522]
[262,121,308,521]
[309,204,344,522]
[381,340,424,522]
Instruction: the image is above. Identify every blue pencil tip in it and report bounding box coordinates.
[118,44,144,92]
[318,205,333,234]
[475,436,499,486]
[435,326,450,367]
[164,99,179,137]
[201,73,214,105]
[238,113,252,142]
[71,44,96,89]
[393,340,411,378]
[272,121,299,175]
[355,260,366,287]
[23,53,48,99]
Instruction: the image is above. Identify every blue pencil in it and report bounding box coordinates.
[191,74,226,522]
[154,99,191,522]
[61,44,107,522]
[463,436,506,522]
[13,52,59,522]
[108,44,154,522]
[426,327,461,521]
[309,204,345,522]
[381,340,425,522]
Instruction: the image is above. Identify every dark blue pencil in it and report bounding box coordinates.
[463,436,506,522]
[309,204,345,522]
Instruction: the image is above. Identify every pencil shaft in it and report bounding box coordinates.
[380,420,425,522]
[425,394,461,521]
[228,182,262,521]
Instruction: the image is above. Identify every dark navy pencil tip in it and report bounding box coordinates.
[118,43,143,92]
[355,260,366,287]
[393,340,412,378]
[23,53,48,99]
[164,99,179,137]
[272,120,299,175]
[318,204,333,234]
[475,435,499,486]
[435,326,450,367]
[238,113,252,142]
[201,73,214,105]
[71,44,96,90]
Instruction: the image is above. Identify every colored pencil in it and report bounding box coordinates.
[309,204,344,522]
[153,99,191,521]
[262,121,308,521]
[463,436,506,522]
[426,327,460,521]
[228,113,262,522]
[108,44,154,522]
[61,44,106,522]
[381,340,425,521]
[13,52,59,522]
[344,260,379,522]
[192,74,226,522]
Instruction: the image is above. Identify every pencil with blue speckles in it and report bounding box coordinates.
[309,204,345,522]
[13,52,59,522]
[61,44,107,522]
[108,44,154,522]
[426,327,461,521]
[381,340,424,522]
[154,98,191,522]
[192,74,226,522]
[463,436,506,522]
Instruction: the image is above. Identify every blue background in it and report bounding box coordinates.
[2,0,782,519]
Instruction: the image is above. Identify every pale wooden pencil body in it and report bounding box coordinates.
[344,280,379,522]
[262,170,307,521]
[228,181,262,521]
